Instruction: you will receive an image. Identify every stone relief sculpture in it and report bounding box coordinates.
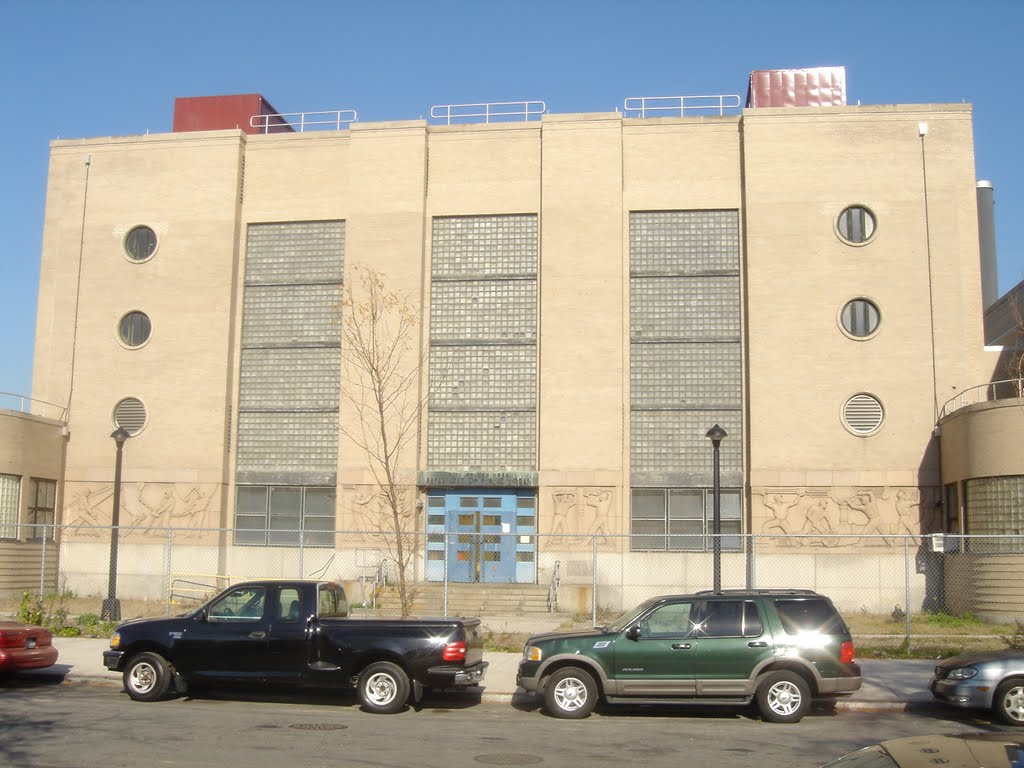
[64,482,216,540]
[549,487,615,546]
[754,486,938,547]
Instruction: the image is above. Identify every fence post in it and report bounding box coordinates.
[39,524,49,597]
[904,536,912,651]
[298,529,305,579]
[591,536,598,627]
[443,532,449,618]
[164,529,173,616]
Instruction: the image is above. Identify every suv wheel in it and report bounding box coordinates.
[544,666,597,719]
[757,670,811,723]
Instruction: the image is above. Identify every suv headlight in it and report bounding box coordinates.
[947,667,978,680]
[523,645,543,662]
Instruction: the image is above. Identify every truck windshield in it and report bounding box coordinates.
[317,584,349,618]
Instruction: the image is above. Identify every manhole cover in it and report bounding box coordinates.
[289,723,348,731]
[474,755,543,765]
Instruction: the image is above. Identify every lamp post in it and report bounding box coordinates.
[101,427,131,621]
[705,424,727,592]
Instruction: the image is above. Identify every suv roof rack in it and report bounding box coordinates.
[694,589,819,595]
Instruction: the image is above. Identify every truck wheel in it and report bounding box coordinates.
[756,670,811,723]
[544,666,597,719]
[993,677,1024,726]
[357,661,410,714]
[123,652,174,702]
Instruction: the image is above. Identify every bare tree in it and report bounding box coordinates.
[339,264,428,617]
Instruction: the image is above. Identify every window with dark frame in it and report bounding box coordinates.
[234,485,335,546]
[28,478,56,540]
[630,488,742,552]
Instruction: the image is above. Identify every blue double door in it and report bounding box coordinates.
[425,490,536,583]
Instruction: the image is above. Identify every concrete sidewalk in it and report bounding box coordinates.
[21,636,936,712]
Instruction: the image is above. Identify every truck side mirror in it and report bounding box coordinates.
[626,624,641,641]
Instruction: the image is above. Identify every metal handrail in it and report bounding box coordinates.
[249,110,358,134]
[0,392,66,421]
[623,94,742,118]
[546,560,561,613]
[430,101,546,125]
[939,378,1024,419]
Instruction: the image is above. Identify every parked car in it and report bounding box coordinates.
[103,580,487,713]
[819,732,1024,768]
[517,588,860,722]
[0,620,59,677]
[931,648,1024,726]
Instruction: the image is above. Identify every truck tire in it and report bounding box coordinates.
[123,652,174,702]
[544,666,597,719]
[357,661,410,714]
[756,670,811,723]
[993,677,1024,726]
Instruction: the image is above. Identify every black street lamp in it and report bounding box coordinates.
[705,424,727,592]
[101,427,131,621]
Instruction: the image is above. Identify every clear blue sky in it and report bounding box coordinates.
[2,0,1022,399]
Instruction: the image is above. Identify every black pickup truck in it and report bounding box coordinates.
[102,579,488,713]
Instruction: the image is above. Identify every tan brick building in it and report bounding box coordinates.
[8,70,1023,613]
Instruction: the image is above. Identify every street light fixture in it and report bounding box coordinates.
[101,427,131,621]
[705,424,727,592]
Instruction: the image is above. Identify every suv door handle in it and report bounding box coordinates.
[249,631,267,639]
[748,641,767,647]
[671,643,691,650]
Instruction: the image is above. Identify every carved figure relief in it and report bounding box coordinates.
[64,482,217,540]
[754,486,938,547]
[549,487,615,546]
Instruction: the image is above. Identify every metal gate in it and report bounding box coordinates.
[425,489,536,583]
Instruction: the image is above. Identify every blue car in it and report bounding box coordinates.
[931,648,1024,726]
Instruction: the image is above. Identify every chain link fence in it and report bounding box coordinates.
[2,524,1021,643]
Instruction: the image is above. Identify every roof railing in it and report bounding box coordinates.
[623,94,742,118]
[0,392,67,421]
[430,101,546,125]
[939,378,1024,419]
[249,109,358,134]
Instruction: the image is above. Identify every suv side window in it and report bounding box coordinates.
[640,601,694,637]
[774,598,844,635]
[696,600,764,638]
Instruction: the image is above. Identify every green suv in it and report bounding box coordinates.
[517,589,860,722]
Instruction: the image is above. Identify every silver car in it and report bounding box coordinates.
[931,648,1024,726]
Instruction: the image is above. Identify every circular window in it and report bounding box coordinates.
[836,206,877,245]
[118,311,152,347]
[843,393,884,436]
[840,299,881,339]
[124,226,157,261]
[113,397,147,436]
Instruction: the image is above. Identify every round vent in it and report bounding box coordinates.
[843,394,884,435]
[113,397,148,435]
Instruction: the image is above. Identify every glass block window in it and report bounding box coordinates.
[427,411,536,470]
[0,474,19,540]
[629,210,742,487]
[964,476,1024,553]
[234,485,336,547]
[237,221,344,488]
[431,215,538,279]
[428,214,538,473]
[630,487,742,551]
[430,345,536,409]
[28,478,56,540]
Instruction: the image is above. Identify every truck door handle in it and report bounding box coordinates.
[671,643,691,650]
[748,641,767,647]
[249,631,267,639]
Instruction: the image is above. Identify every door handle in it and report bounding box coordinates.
[671,643,691,650]
[748,641,767,647]
[249,631,267,639]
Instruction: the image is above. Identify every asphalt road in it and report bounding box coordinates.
[0,676,1012,768]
